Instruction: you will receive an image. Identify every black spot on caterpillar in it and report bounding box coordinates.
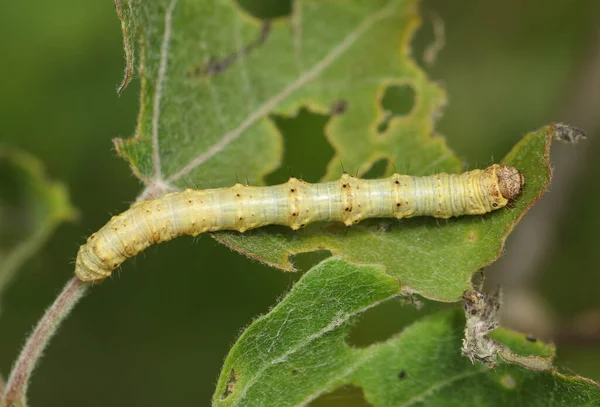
[75,164,523,281]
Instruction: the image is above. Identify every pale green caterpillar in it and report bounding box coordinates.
[75,164,523,281]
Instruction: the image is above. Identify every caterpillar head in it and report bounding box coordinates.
[496,165,524,200]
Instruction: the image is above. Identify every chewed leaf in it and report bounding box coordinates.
[0,149,77,313]
[113,0,568,301]
[213,258,400,406]
[216,125,560,301]
[114,0,451,193]
[214,258,600,407]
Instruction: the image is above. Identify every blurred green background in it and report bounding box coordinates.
[1,0,599,405]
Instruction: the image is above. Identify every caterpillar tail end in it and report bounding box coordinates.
[496,165,524,200]
[75,245,113,282]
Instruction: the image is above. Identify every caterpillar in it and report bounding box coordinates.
[75,164,523,281]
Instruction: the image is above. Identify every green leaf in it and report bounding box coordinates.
[216,125,558,301]
[214,258,600,407]
[114,0,449,191]
[0,148,77,313]
[113,0,565,301]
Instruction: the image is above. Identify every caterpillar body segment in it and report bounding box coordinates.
[75,164,523,281]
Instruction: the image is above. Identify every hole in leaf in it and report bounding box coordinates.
[376,85,416,134]
[361,158,389,179]
[235,0,291,19]
[347,297,446,348]
[266,108,334,185]
[309,385,371,407]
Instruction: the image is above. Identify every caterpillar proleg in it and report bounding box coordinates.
[75,164,523,281]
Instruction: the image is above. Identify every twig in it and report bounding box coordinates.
[0,277,89,406]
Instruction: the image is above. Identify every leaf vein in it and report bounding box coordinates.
[399,369,485,406]
[233,294,398,405]
[166,0,400,183]
[151,0,178,181]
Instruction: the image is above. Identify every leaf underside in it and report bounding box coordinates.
[116,0,450,188]
[213,259,600,407]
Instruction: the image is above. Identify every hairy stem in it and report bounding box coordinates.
[0,277,88,406]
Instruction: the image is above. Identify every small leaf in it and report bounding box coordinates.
[214,258,600,407]
[0,149,77,313]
